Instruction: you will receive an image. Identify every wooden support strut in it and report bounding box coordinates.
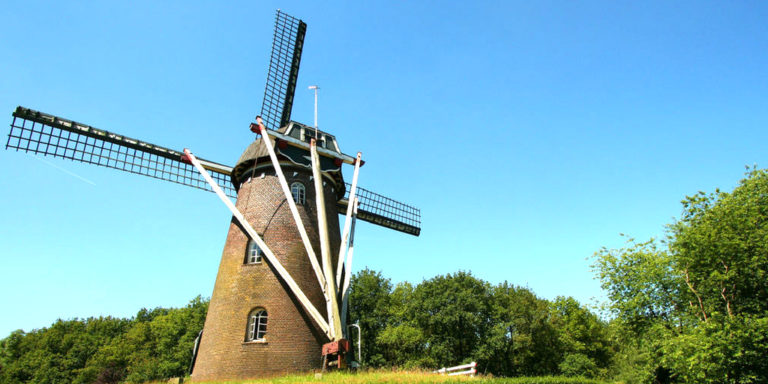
[336,152,362,288]
[340,198,359,330]
[311,139,344,341]
[255,117,330,304]
[183,148,331,339]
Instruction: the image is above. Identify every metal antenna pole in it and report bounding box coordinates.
[308,85,319,139]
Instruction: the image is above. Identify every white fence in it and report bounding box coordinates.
[433,361,477,376]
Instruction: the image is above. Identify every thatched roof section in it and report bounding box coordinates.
[231,137,270,188]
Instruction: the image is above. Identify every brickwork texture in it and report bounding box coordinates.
[191,166,341,381]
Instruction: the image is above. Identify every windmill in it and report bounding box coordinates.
[4,10,420,381]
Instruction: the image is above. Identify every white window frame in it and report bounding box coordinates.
[246,238,264,264]
[247,309,268,342]
[291,182,306,205]
[301,127,327,148]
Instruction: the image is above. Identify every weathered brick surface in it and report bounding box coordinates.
[191,166,341,381]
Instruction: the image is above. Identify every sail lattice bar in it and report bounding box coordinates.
[7,106,236,199]
[339,183,421,236]
[260,10,307,131]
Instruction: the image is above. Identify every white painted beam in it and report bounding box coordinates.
[262,128,356,164]
[183,149,331,339]
[255,118,329,301]
[336,152,362,288]
[340,198,359,331]
[311,139,344,341]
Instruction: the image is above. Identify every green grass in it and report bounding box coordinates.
[180,370,611,384]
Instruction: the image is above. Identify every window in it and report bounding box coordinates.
[247,309,268,342]
[302,128,325,148]
[302,129,315,143]
[246,238,264,264]
[291,182,305,205]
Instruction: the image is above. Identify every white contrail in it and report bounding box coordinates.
[34,156,96,186]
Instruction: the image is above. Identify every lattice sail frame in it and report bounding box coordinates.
[6,106,421,236]
[342,184,421,236]
[6,106,236,198]
[260,10,307,131]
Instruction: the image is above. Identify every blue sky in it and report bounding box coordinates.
[1,1,767,337]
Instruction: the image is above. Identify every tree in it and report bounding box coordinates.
[347,268,392,367]
[594,168,768,383]
[670,169,768,319]
[592,238,680,333]
[0,296,208,384]
[407,271,493,368]
[0,317,131,384]
[479,282,560,377]
[550,296,612,378]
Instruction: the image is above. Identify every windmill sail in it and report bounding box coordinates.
[339,185,421,236]
[260,10,307,130]
[6,106,236,198]
[7,106,420,236]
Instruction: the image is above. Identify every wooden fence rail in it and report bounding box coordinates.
[433,361,477,376]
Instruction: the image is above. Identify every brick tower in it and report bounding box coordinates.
[190,133,343,380]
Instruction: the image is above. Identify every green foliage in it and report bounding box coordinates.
[670,169,768,319]
[0,296,208,384]
[493,377,608,384]
[0,317,131,384]
[376,324,425,368]
[349,270,611,379]
[550,297,611,378]
[659,313,768,383]
[408,272,493,368]
[480,282,560,377]
[348,268,393,367]
[558,354,597,378]
[593,168,768,383]
[3,273,614,383]
[592,238,680,333]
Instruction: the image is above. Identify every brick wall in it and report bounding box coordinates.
[191,166,342,381]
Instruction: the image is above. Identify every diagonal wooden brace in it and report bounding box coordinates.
[340,197,359,331]
[311,139,343,340]
[184,148,331,339]
[254,118,330,303]
[336,152,362,288]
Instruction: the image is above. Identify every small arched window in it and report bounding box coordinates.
[245,238,264,264]
[291,182,306,205]
[246,309,268,342]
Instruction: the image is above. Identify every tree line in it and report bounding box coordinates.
[348,269,612,378]
[1,273,611,384]
[350,168,768,383]
[1,168,767,383]
[0,297,207,384]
